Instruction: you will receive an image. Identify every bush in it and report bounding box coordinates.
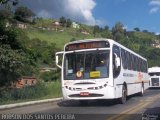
[39,70,60,82]
[0,80,61,105]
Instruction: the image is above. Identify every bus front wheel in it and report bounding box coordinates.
[119,85,127,104]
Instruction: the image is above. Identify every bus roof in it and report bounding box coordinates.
[148,67,160,73]
[64,38,147,61]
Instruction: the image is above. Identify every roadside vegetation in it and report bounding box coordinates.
[0,0,160,105]
[0,80,61,105]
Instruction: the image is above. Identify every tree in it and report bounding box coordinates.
[0,19,36,87]
[0,0,18,6]
[14,6,35,22]
[0,22,25,50]
[0,45,27,86]
[0,9,13,20]
[142,30,149,33]
[59,16,66,27]
[0,0,18,20]
[134,27,140,32]
[101,30,113,39]
[93,25,100,37]
[66,19,72,27]
[104,25,109,31]
[26,38,57,66]
[0,1,38,87]
[100,25,112,38]
[112,22,125,42]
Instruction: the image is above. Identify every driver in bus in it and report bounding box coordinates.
[96,57,108,78]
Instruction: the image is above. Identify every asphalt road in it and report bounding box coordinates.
[1,88,160,120]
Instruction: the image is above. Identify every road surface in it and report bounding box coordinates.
[0,88,160,120]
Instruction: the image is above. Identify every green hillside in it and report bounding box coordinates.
[25,18,160,68]
[26,18,97,49]
[27,28,94,49]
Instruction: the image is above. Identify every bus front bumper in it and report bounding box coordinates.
[62,85,116,100]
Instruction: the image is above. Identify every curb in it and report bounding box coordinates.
[0,97,63,110]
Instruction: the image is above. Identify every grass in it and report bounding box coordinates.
[0,80,62,105]
[27,28,95,49]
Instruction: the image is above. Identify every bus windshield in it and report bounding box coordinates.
[64,50,109,80]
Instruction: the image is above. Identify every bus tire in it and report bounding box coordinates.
[119,85,127,104]
[138,83,144,96]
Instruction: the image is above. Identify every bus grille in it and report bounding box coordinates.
[151,78,159,86]
[69,93,104,97]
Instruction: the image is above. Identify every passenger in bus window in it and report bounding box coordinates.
[96,56,108,78]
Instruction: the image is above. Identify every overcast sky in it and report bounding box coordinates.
[2,0,160,33]
[18,0,99,25]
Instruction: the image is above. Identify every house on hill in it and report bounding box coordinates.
[5,22,12,27]
[151,40,160,48]
[152,44,160,48]
[52,21,61,31]
[53,21,60,26]
[17,22,27,29]
[81,31,90,35]
[72,22,80,29]
[5,21,27,29]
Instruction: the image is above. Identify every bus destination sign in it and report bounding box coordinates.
[65,41,109,51]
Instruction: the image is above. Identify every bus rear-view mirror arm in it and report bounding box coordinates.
[55,51,64,69]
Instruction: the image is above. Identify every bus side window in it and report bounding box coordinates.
[145,61,148,73]
[135,57,138,71]
[113,45,121,78]
[121,49,127,69]
[126,51,130,70]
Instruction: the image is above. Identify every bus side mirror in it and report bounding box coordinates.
[114,53,120,69]
[55,51,64,69]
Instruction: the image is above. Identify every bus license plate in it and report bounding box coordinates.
[80,92,89,96]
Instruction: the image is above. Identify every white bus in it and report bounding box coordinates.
[56,39,149,104]
[148,67,160,87]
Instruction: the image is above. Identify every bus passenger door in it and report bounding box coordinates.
[112,45,122,99]
[113,45,121,78]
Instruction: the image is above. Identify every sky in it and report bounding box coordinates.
[17,0,160,34]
